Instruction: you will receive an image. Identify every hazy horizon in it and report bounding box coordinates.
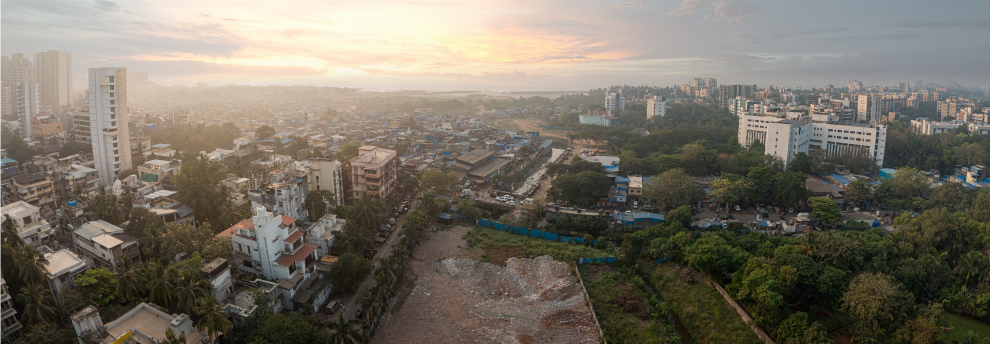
[3,0,989,91]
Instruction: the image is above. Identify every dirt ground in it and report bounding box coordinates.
[485,245,527,266]
[372,226,601,344]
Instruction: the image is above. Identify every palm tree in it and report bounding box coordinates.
[15,244,49,287]
[17,284,56,326]
[957,251,987,288]
[116,255,145,301]
[2,214,24,247]
[162,328,186,344]
[174,269,209,313]
[143,261,176,306]
[326,313,365,344]
[195,299,232,340]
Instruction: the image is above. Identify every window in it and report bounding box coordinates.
[110,114,115,120]
[244,260,253,268]
[114,150,119,155]
[109,100,115,105]
[109,92,114,98]
[115,157,120,162]
[109,85,114,91]
[107,76,114,83]
[113,143,118,148]
[110,107,115,113]
[22,215,32,225]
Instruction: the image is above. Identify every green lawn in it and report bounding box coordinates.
[945,312,990,342]
[464,226,614,262]
[637,262,762,344]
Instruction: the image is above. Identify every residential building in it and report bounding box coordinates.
[248,169,309,221]
[72,220,142,270]
[738,113,887,168]
[34,50,73,114]
[719,84,754,108]
[304,158,345,206]
[69,111,91,142]
[222,278,282,324]
[218,207,324,311]
[89,67,132,186]
[145,143,177,158]
[42,248,90,303]
[348,146,398,200]
[646,96,666,120]
[130,136,152,153]
[11,173,56,213]
[2,54,34,121]
[848,80,863,92]
[305,213,345,258]
[60,164,100,197]
[605,92,625,114]
[1,274,24,343]
[627,175,644,200]
[70,303,213,344]
[0,201,54,247]
[12,82,41,137]
[911,118,964,135]
[201,258,234,304]
[223,174,251,194]
[29,113,64,142]
[856,94,882,123]
[969,122,990,136]
[137,159,179,183]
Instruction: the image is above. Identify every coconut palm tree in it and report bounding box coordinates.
[2,214,24,247]
[162,328,186,344]
[15,244,49,287]
[17,284,56,326]
[326,313,365,344]
[116,255,145,301]
[195,299,231,340]
[143,261,176,306]
[174,269,209,313]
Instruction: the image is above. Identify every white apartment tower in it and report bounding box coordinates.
[89,68,132,186]
[34,50,72,114]
[13,82,41,138]
[605,92,625,115]
[848,80,863,92]
[856,94,882,124]
[2,53,35,120]
[646,96,666,120]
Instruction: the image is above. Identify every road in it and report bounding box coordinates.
[337,198,417,320]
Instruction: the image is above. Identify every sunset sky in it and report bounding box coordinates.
[3,0,988,90]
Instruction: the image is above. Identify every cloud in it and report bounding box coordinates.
[887,19,990,29]
[822,31,923,45]
[614,2,643,10]
[665,0,714,16]
[702,0,758,26]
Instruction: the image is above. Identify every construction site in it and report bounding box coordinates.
[371,226,601,344]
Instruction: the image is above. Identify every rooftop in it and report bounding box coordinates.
[277,243,317,267]
[103,303,207,344]
[456,148,493,165]
[44,249,87,276]
[12,173,48,184]
[1,200,38,215]
[75,220,125,240]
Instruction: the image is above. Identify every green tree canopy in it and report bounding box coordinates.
[642,168,699,210]
[547,171,612,207]
[331,252,373,292]
[255,125,276,141]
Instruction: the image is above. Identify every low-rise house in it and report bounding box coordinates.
[70,303,213,344]
[305,213,345,258]
[201,258,233,304]
[41,247,90,303]
[144,144,177,158]
[0,201,55,247]
[138,159,179,183]
[72,220,142,270]
[11,173,55,213]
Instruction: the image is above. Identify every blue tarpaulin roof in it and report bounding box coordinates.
[615,176,630,184]
[827,175,852,186]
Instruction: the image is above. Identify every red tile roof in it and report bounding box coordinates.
[281,216,297,226]
[277,243,318,267]
[217,218,253,237]
[283,231,304,243]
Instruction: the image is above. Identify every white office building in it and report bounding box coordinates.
[738,113,887,168]
[646,96,666,119]
[88,67,132,186]
[34,50,72,114]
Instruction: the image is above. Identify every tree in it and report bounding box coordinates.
[337,141,361,162]
[642,168,698,210]
[174,269,209,314]
[843,272,915,343]
[1,129,40,163]
[420,170,459,194]
[666,205,692,228]
[547,171,612,207]
[125,207,165,239]
[75,268,120,308]
[174,158,226,225]
[926,182,967,212]
[162,328,187,344]
[877,167,929,217]
[184,134,216,155]
[196,299,232,340]
[804,231,865,272]
[17,284,56,326]
[893,303,949,344]
[844,178,872,206]
[773,312,809,343]
[2,214,24,247]
[304,190,337,222]
[687,233,737,277]
[143,261,178,306]
[955,142,986,166]
[154,222,235,264]
[747,165,775,203]
[808,197,842,226]
[21,322,76,344]
[84,185,128,225]
[788,152,811,174]
[326,313,366,344]
[116,255,145,302]
[459,204,481,223]
[14,244,49,287]
[711,174,748,211]
[255,125,276,141]
[331,252,373,292]
[774,172,809,209]
[969,191,990,222]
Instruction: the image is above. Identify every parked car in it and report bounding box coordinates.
[734,205,741,212]
[506,200,516,206]
[326,299,342,314]
[504,195,515,200]
[625,210,633,215]
[642,205,654,212]
[495,196,507,202]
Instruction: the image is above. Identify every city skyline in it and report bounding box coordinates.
[2,0,989,90]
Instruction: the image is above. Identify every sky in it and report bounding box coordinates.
[3,0,989,91]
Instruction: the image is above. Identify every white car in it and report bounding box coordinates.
[625,210,633,215]
[495,196,507,202]
[506,200,516,206]
[504,195,515,200]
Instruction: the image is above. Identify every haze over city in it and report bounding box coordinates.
[3,0,989,90]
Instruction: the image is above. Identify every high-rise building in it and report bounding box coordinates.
[34,50,72,114]
[718,84,754,108]
[12,82,41,137]
[605,92,625,114]
[848,80,863,92]
[2,53,35,120]
[1,273,25,343]
[856,94,882,123]
[646,96,666,119]
[88,67,132,186]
